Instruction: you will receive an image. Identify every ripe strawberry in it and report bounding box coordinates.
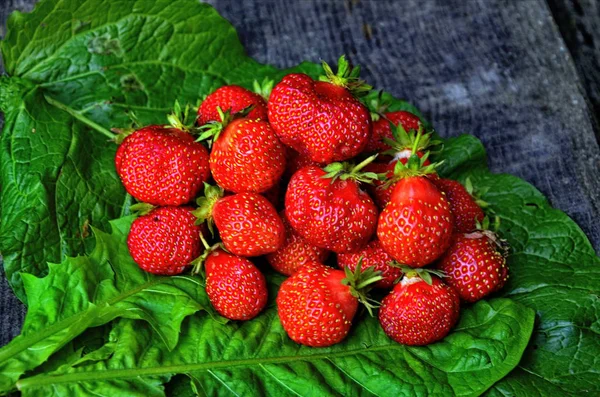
[268,55,372,163]
[437,232,508,302]
[337,239,401,289]
[266,213,330,276]
[365,110,421,153]
[201,116,286,193]
[195,184,284,257]
[377,156,453,267]
[284,157,380,254]
[364,161,395,209]
[127,206,203,275]
[277,263,381,347]
[431,178,485,233]
[115,125,210,206]
[379,272,460,345]
[198,85,268,125]
[202,249,268,320]
[283,148,320,180]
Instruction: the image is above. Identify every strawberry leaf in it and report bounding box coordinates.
[0,216,212,393]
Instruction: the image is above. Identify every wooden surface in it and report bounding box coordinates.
[1,0,599,348]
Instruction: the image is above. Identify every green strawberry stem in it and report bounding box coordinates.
[190,234,225,275]
[321,154,383,184]
[192,183,224,236]
[319,55,372,97]
[396,265,446,286]
[342,257,383,316]
[196,105,255,146]
[382,123,442,157]
[253,78,274,101]
[166,100,198,132]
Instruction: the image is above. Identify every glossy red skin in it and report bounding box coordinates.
[337,239,401,289]
[377,176,453,267]
[268,73,372,163]
[115,126,210,206]
[127,207,202,275]
[437,233,508,302]
[210,118,286,193]
[267,213,330,276]
[432,178,485,233]
[213,192,285,257]
[365,152,432,210]
[198,85,268,124]
[365,111,422,153]
[205,250,268,320]
[379,276,460,345]
[276,263,358,347]
[285,166,378,254]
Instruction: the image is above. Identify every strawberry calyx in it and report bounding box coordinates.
[253,78,275,101]
[319,55,372,97]
[196,105,254,147]
[190,234,226,276]
[111,110,142,144]
[366,90,389,122]
[465,229,510,258]
[341,257,384,315]
[395,265,446,286]
[321,154,384,184]
[192,183,224,236]
[464,177,490,209]
[129,202,156,216]
[382,123,442,159]
[166,100,199,133]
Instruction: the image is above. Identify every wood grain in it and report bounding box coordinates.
[1,0,599,348]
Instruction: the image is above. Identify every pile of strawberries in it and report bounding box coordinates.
[115,56,509,348]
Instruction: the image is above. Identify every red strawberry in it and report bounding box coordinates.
[277,263,381,347]
[115,125,210,206]
[284,157,380,254]
[431,178,485,233]
[266,213,330,276]
[198,85,268,125]
[195,185,284,257]
[377,166,453,267]
[127,206,203,275]
[268,55,372,163]
[379,273,460,345]
[437,232,508,302]
[204,249,268,320]
[364,161,395,209]
[365,111,421,153]
[202,117,286,193]
[337,239,401,289]
[283,148,320,180]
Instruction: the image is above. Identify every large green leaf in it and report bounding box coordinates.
[7,216,534,397]
[0,216,211,394]
[1,0,599,396]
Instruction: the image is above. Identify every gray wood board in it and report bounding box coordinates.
[0,0,599,350]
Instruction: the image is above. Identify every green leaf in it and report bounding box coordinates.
[0,216,209,394]
[14,298,534,397]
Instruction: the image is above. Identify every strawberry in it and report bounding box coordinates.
[198,84,268,125]
[115,125,210,206]
[377,155,453,267]
[200,115,286,193]
[202,249,268,320]
[431,178,485,233]
[364,161,395,209]
[268,55,372,163]
[266,213,330,276]
[437,231,508,302]
[337,239,401,289]
[284,156,380,254]
[194,184,284,257]
[283,148,320,180]
[365,110,421,153]
[276,263,381,347]
[379,271,460,345]
[127,206,203,275]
